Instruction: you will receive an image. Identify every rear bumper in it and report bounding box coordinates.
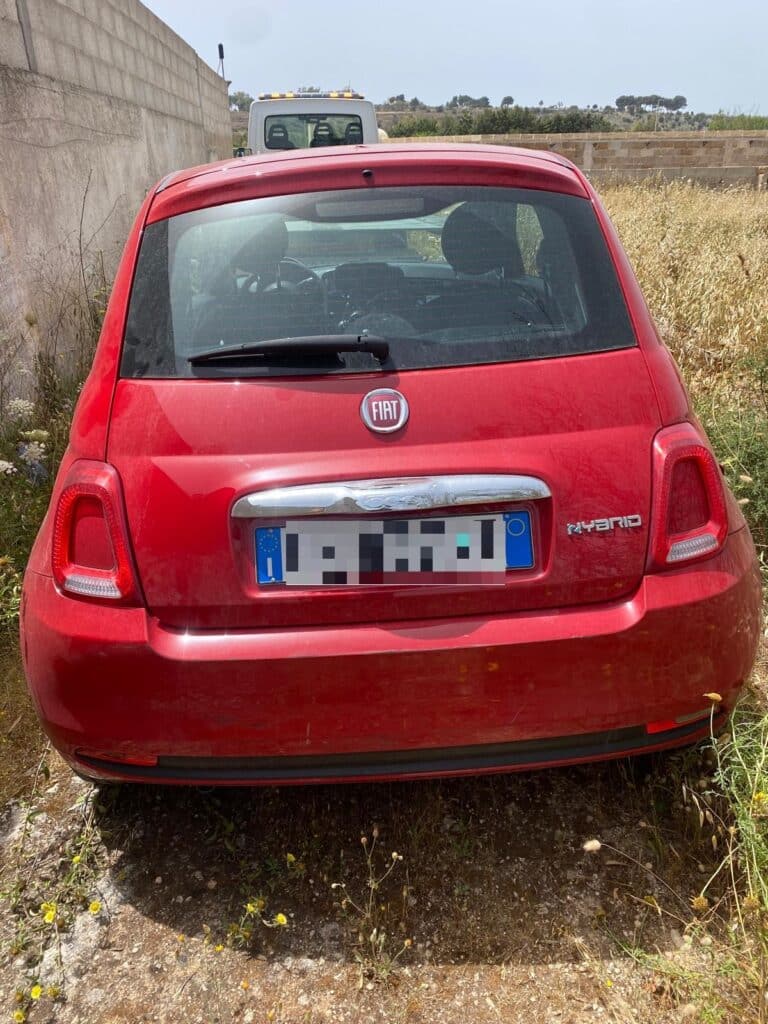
[21,527,761,785]
[77,717,726,783]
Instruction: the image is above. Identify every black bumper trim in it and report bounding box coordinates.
[76,716,719,782]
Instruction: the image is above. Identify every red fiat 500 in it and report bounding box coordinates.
[21,144,761,785]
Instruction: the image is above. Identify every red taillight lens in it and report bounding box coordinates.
[52,461,141,604]
[648,424,728,570]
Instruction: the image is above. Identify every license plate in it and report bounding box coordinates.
[255,511,533,586]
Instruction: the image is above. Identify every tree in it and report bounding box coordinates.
[615,93,687,113]
[228,91,254,112]
[446,94,491,110]
[500,95,514,107]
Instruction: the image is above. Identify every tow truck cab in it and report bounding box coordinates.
[247,91,380,154]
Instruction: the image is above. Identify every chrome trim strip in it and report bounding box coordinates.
[232,474,551,518]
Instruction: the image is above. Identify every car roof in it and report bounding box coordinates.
[147,143,590,224]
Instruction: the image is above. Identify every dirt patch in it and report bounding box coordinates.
[0,742,732,1023]
[0,650,45,805]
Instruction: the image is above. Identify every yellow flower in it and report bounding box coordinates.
[286,852,296,865]
[691,894,710,913]
[30,985,42,1000]
[13,1011,26,1023]
[240,979,250,991]
[214,943,224,953]
[245,902,257,915]
[604,979,614,989]
[273,913,288,927]
[88,900,101,915]
[40,901,56,924]
[72,854,81,865]
[753,791,767,804]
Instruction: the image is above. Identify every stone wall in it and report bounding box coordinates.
[0,0,231,398]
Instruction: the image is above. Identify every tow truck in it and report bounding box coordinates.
[246,91,380,154]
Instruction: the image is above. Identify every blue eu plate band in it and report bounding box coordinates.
[256,527,283,584]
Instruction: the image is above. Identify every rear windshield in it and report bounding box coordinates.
[264,114,364,149]
[122,186,636,379]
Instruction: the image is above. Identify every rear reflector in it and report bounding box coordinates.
[646,707,715,734]
[52,461,141,604]
[666,533,720,563]
[76,748,158,767]
[62,573,123,600]
[648,424,728,570]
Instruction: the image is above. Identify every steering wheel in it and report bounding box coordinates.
[240,258,320,294]
[277,257,321,287]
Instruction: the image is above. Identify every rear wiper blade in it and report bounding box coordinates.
[188,334,389,365]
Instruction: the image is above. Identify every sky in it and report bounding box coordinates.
[143,0,767,114]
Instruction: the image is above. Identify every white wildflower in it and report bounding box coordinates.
[19,429,49,443]
[6,398,34,421]
[19,441,46,465]
[582,839,602,853]
[0,460,17,476]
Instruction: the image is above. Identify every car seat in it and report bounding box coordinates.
[192,217,321,347]
[421,203,529,331]
[343,122,364,145]
[310,123,336,147]
[265,124,295,150]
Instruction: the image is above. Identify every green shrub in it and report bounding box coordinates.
[709,113,768,131]
[388,106,614,138]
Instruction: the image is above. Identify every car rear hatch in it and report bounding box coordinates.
[107,348,660,629]
[106,176,661,630]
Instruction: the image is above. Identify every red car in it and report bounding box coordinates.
[20,144,761,785]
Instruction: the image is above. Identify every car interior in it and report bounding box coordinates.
[186,202,577,356]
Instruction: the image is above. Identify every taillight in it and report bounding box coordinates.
[52,461,141,604]
[648,423,728,570]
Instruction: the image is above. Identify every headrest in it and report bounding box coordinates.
[312,123,335,145]
[233,216,289,274]
[344,123,363,144]
[441,203,522,276]
[266,124,289,147]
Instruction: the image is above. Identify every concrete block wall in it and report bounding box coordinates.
[0,0,231,397]
[385,130,768,187]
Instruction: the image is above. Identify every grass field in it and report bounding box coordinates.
[1,181,768,1022]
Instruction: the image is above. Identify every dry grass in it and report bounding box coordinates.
[602,181,768,386]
